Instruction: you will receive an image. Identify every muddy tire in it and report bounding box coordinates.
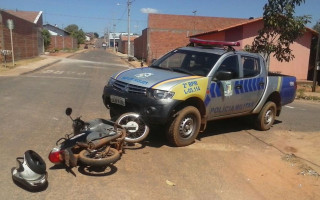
[78,148,120,167]
[255,101,277,131]
[167,106,201,147]
[116,113,150,143]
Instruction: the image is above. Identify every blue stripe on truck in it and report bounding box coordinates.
[280,76,296,105]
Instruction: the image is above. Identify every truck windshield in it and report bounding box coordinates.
[150,49,221,76]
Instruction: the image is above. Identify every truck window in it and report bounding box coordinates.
[159,53,185,68]
[153,50,220,76]
[216,55,239,79]
[242,56,260,78]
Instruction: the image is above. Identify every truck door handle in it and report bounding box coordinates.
[259,82,264,87]
[235,85,242,89]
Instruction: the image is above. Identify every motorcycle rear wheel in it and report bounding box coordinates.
[116,112,150,143]
[78,148,120,167]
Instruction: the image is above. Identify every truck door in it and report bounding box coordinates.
[206,55,243,119]
[237,55,264,112]
[205,55,265,120]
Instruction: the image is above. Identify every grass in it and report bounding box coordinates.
[296,84,320,101]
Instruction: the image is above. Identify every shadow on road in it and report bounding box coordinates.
[200,117,282,139]
[78,164,118,177]
[142,117,283,147]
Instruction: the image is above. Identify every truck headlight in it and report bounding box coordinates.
[148,89,175,99]
[107,78,116,86]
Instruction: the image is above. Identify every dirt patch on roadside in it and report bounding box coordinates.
[282,154,319,177]
[250,129,320,180]
[0,57,45,71]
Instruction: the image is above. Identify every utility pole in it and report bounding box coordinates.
[192,10,197,35]
[113,24,116,52]
[7,19,15,66]
[127,0,132,60]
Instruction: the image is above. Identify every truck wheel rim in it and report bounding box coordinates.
[179,116,194,138]
[264,110,273,125]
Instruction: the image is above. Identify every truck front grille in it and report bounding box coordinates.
[113,80,147,95]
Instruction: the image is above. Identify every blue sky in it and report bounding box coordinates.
[1,0,319,36]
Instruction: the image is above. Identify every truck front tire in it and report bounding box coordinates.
[255,101,276,131]
[167,106,201,147]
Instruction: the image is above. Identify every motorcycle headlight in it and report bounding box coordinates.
[148,89,175,99]
[107,78,116,86]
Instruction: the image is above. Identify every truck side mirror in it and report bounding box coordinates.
[151,59,157,64]
[213,70,233,81]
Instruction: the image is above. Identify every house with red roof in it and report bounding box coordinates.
[0,9,43,62]
[134,14,316,80]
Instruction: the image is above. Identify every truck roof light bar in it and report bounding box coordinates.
[189,38,240,47]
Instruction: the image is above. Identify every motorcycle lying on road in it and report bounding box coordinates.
[48,108,149,168]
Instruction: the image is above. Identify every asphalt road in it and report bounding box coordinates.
[0,49,319,199]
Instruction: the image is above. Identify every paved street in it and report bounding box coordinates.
[0,49,319,199]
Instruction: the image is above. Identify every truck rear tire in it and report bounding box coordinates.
[166,106,201,147]
[255,101,276,131]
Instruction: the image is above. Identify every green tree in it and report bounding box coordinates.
[42,29,51,51]
[94,32,99,38]
[64,24,79,34]
[64,24,86,46]
[76,29,86,44]
[248,0,311,68]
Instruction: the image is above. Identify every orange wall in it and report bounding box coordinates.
[268,32,312,80]
[197,20,312,80]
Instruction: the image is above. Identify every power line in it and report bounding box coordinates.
[44,12,146,23]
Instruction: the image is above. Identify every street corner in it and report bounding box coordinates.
[0,56,61,76]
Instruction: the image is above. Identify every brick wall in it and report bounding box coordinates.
[134,14,250,64]
[48,36,77,50]
[148,30,190,62]
[0,10,42,62]
[118,35,138,55]
[134,29,147,60]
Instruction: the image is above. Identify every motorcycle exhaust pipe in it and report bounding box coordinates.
[87,130,125,150]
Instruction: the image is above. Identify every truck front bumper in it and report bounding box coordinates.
[102,85,181,125]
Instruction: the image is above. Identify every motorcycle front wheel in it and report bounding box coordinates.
[78,148,120,167]
[116,112,150,143]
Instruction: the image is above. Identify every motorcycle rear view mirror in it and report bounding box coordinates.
[65,108,72,116]
[65,108,74,121]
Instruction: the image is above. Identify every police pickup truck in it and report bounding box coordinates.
[102,38,296,147]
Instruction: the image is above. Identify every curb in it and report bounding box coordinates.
[21,59,62,75]
[120,57,136,68]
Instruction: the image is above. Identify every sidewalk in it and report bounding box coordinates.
[0,50,86,77]
[110,49,145,68]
